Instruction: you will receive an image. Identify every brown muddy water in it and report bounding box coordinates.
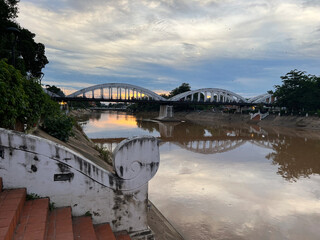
[81,111,320,240]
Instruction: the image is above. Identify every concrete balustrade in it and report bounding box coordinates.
[0,128,160,234]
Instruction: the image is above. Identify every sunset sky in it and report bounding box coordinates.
[18,0,320,97]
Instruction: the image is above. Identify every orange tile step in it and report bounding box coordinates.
[46,207,74,240]
[94,223,116,240]
[0,188,26,240]
[114,231,132,240]
[13,197,49,240]
[72,216,97,240]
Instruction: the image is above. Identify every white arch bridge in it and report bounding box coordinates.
[55,83,273,105]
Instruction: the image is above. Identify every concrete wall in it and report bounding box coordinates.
[158,105,173,119]
[0,128,160,233]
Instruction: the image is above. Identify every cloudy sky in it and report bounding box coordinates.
[18,0,320,97]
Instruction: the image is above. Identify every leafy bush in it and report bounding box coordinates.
[0,60,27,129]
[42,114,74,142]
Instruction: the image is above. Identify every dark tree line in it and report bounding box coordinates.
[0,0,48,77]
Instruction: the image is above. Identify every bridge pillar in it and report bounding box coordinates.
[158,105,174,119]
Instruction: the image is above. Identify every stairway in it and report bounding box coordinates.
[0,177,132,240]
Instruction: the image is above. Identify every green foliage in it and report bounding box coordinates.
[84,211,92,217]
[0,2,75,141]
[0,59,27,128]
[21,78,47,127]
[0,0,48,77]
[45,85,65,97]
[274,70,320,112]
[169,83,191,98]
[26,193,41,201]
[0,59,74,141]
[42,114,74,142]
[0,60,68,131]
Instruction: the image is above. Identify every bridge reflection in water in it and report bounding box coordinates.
[91,121,275,155]
[87,114,320,182]
[82,111,320,239]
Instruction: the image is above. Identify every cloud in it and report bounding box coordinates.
[17,0,320,94]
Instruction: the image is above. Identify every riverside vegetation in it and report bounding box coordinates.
[0,0,74,141]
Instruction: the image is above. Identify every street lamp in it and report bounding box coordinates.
[36,72,44,85]
[6,27,20,67]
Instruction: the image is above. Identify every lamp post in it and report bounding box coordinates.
[37,72,44,85]
[6,27,20,67]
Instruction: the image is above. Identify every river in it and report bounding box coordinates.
[81,111,320,240]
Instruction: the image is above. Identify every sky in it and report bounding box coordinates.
[17,0,320,97]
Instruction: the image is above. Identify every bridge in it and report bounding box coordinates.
[53,83,274,104]
[52,83,274,119]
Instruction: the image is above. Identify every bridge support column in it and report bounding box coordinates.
[158,105,174,120]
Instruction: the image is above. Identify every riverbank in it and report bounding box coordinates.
[71,108,320,133]
[171,111,320,131]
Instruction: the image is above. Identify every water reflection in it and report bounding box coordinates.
[266,136,320,181]
[88,114,320,182]
[82,111,320,240]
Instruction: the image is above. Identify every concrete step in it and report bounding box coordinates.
[0,177,2,192]
[46,207,74,240]
[0,188,26,240]
[72,216,97,240]
[94,223,116,240]
[13,198,49,240]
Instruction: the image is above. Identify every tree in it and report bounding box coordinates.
[266,135,320,181]
[0,0,48,77]
[46,85,65,97]
[274,70,320,112]
[169,83,191,98]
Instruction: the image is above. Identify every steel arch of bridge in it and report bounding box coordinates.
[168,88,247,103]
[247,93,273,104]
[67,83,166,101]
[64,83,273,104]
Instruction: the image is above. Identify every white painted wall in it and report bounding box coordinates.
[0,128,160,233]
